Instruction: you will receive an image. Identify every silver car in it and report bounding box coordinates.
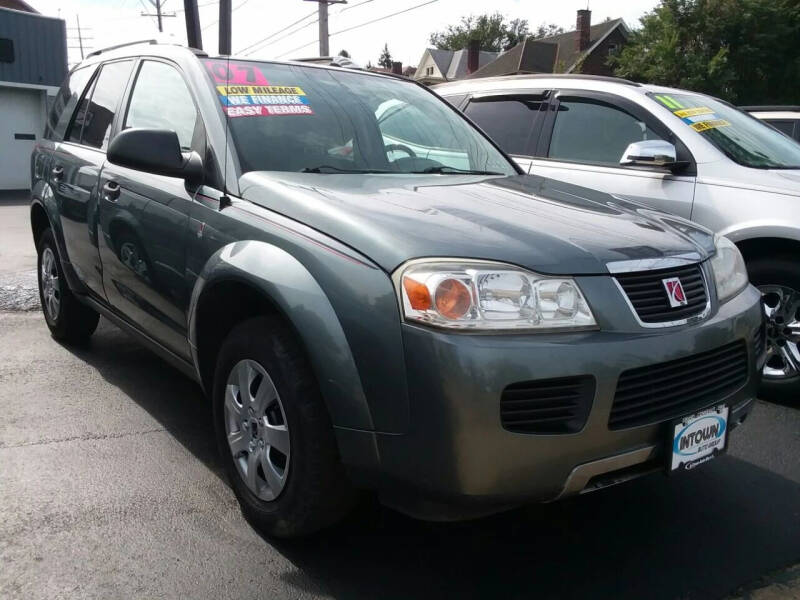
[436,75,800,400]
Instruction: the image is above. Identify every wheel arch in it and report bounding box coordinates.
[734,236,800,263]
[189,241,375,432]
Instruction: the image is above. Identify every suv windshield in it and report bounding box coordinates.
[203,59,516,176]
[649,92,800,169]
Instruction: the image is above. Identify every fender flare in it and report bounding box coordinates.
[188,240,375,432]
[719,221,800,246]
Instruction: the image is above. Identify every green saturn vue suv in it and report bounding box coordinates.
[30,42,764,537]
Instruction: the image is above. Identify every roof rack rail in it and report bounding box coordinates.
[87,39,158,58]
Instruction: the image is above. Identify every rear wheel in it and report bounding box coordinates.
[212,316,356,537]
[37,228,99,343]
[747,255,800,402]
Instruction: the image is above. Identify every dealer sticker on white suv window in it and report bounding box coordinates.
[670,405,728,472]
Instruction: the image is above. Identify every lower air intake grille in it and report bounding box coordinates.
[501,376,594,434]
[609,340,748,430]
[754,325,766,360]
[615,264,708,324]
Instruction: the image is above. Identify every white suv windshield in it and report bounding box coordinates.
[203,59,516,176]
[650,92,800,169]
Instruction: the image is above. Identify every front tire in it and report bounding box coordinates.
[212,316,356,537]
[37,228,99,343]
[747,254,800,402]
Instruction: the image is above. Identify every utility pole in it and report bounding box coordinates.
[183,0,203,50]
[304,0,347,57]
[140,0,176,33]
[219,0,231,55]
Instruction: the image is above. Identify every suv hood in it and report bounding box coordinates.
[240,173,714,275]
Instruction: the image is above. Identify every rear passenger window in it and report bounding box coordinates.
[548,98,665,166]
[767,120,796,138]
[464,96,545,156]
[46,65,95,140]
[79,60,135,149]
[124,61,199,150]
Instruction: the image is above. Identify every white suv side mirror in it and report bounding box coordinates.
[620,140,678,168]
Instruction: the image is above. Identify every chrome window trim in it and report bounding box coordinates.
[611,260,712,329]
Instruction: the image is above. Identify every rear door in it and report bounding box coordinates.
[49,59,135,299]
[530,91,697,219]
[97,59,204,359]
[461,92,548,173]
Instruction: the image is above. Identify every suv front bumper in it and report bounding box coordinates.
[340,284,763,519]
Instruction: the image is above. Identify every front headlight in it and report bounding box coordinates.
[395,260,596,331]
[710,235,748,303]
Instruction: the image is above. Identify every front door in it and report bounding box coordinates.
[530,92,697,219]
[97,59,204,359]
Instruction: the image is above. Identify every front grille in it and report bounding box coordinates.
[615,264,708,324]
[501,376,594,434]
[609,341,748,430]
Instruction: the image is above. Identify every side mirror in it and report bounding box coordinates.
[108,128,203,186]
[620,140,685,171]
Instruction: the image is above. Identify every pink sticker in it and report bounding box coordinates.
[204,60,269,86]
[225,105,314,118]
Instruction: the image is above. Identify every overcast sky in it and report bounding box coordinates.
[30,0,659,68]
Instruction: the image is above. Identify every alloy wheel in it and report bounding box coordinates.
[759,285,800,379]
[40,247,61,322]
[224,359,291,501]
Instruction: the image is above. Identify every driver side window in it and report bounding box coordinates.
[548,98,665,166]
[124,61,199,151]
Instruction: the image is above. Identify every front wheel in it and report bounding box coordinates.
[212,316,356,537]
[747,254,800,402]
[37,228,99,343]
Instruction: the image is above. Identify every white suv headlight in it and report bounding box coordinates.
[395,260,596,331]
[710,235,748,303]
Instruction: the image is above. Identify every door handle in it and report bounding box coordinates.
[51,165,64,181]
[102,180,121,202]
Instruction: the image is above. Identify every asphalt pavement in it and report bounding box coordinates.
[1,191,798,599]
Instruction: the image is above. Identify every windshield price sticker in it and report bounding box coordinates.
[690,119,730,132]
[215,84,313,117]
[674,106,713,118]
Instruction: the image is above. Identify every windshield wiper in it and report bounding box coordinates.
[411,166,506,175]
[301,165,392,174]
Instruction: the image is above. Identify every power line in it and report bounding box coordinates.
[201,0,252,32]
[276,0,440,59]
[237,9,318,55]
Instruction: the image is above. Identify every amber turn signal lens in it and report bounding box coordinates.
[434,278,472,320]
[403,277,432,310]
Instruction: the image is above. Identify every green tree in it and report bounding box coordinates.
[429,13,530,52]
[531,23,565,39]
[338,49,350,58]
[378,44,393,69]
[612,0,800,104]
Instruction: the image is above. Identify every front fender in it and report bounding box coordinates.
[188,240,375,431]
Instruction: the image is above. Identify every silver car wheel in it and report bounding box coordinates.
[40,247,61,322]
[224,359,290,501]
[759,285,800,380]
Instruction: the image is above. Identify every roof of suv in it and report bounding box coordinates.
[433,73,701,100]
[75,39,403,83]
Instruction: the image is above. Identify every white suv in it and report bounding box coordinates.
[436,75,800,400]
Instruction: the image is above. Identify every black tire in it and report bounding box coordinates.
[747,254,800,402]
[212,315,356,537]
[37,228,100,343]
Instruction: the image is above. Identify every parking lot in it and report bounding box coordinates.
[1,194,799,599]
